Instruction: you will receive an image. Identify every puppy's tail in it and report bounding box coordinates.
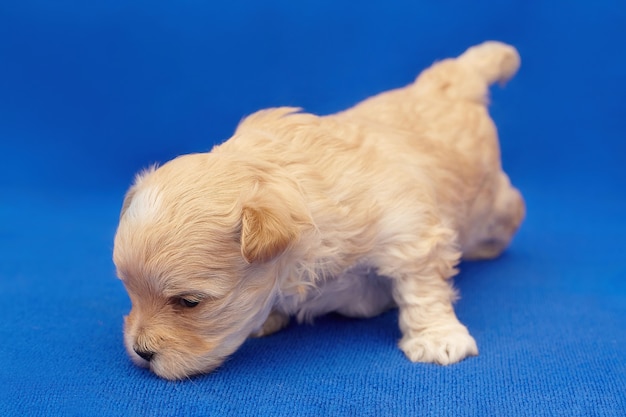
[413,41,520,103]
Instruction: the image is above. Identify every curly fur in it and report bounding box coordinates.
[113,41,525,380]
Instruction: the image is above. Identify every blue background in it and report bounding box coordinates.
[1,0,625,415]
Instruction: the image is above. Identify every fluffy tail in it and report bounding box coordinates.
[413,41,520,102]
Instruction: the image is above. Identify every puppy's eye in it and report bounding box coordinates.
[178,298,200,308]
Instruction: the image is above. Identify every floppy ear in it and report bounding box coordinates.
[240,206,299,264]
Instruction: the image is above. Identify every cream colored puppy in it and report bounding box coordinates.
[113,41,525,380]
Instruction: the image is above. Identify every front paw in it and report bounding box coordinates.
[399,325,478,365]
[250,311,290,338]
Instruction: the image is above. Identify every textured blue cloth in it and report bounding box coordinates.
[1,0,625,416]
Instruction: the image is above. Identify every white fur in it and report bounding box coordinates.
[124,184,162,223]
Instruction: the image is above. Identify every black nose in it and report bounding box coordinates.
[133,347,155,362]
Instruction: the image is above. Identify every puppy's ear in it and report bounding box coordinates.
[240,206,299,264]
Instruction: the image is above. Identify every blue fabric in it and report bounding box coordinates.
[1,0,625,415]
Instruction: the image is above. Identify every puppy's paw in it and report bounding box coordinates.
[250,311,290,338]
[399,324,478,365]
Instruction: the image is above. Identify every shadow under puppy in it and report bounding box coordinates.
[113,41,525,380]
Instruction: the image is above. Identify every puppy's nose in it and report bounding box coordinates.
[133,347,155,362]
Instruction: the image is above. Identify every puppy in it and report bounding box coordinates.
[113,41,525,380]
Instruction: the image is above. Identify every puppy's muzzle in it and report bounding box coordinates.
[133,346,155,362]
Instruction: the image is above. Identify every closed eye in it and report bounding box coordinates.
[178,298,200,308]
[172,294,205,309]
[171,293,219,309]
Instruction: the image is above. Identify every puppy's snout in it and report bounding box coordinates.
[134,346,155,362]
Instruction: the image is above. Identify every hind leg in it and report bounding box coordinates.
[463,172,525,260]
[376,220,478,365]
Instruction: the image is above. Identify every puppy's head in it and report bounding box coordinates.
[113,153,310,380]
